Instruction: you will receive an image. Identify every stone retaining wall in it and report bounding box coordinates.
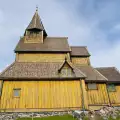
[0,111,72,120]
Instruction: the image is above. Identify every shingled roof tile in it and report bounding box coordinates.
[96,67,120,83]
[76,66,108,82]
[0,62,86,79]
[70,46,90,57]
[15,37,70,52]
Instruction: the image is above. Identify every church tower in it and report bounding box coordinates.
[24,8,47,43]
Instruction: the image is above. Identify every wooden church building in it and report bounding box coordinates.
[0,9,120,112]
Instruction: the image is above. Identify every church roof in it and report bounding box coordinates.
[27,9,44,30]
[70,46,90,57]
[76,66,108,82]
[96,67,120,83]
[0,62,86,80]
[15,37,70,53]
[26,9,47,36]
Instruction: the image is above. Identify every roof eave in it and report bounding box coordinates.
[14,50,71,53]
[0,77,86,80]
[85,79,108,83]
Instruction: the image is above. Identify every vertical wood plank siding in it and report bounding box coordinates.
[0,80,82,110]
[108,84,120,105]
[0,80,3,96]
[0,80,3,105]
[86,84,109,105]
[81,80,88,109]
[16,53,69,62]
[71,57,90,66]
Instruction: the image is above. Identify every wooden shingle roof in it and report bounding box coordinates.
[25,9,47,36]
[70,46,90,57]
[76,66,108,82]
[15,37,70,53]
[27,10,44,30]
[0,62,86,80]
[96,67,120,83]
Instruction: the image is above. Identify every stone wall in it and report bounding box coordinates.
[0,111,72,120]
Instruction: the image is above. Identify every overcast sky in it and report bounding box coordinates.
[0,0,120,71]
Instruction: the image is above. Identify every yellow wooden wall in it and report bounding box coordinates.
[0,80,82,110]
[0,80,2,88]
[16,53,70,62]
[0,80,3,96]
[24,31,43,43]
[108,84,120,106]
[86,83,109,105]
[0,80,3,106]
[81,80,88,109]
[71,57,90,66]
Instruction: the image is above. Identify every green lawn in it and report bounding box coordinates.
[16,114,120,120]
[17,115,77,120]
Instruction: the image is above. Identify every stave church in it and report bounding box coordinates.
[0,9,120,112]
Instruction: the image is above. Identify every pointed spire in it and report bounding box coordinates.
[26,7,47,37]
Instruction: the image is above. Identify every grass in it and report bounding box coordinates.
[17,114,120,120]
[17,115,77,120]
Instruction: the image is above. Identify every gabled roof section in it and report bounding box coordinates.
[58,59,74,72]
[15,37,70,53]
[96,67,120,83]
[70,46,90,57]
[0,62,86,80]
[76,66,108,82]
[58,59,86,78]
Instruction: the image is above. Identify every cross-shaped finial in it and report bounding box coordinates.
[36,5,38,11]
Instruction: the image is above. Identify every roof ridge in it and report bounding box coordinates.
[15,61,64,63]
[96,67,116,69]
[113,67,120,74]
[74,66,86,78]
[71,46,87,48]
[94,67,108,81]
[47,36,68,39]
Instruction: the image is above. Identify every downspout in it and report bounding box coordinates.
[80,79,85,112]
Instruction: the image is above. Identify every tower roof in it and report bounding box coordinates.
[26,8,47,36]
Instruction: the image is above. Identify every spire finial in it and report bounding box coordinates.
[36,5,38,12]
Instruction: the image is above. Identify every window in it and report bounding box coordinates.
[88,83,97,90]
[13,88,21,97]
[61,68,72,77]
[107,84,116,92]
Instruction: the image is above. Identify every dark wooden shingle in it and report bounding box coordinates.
[96,67,120,83]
